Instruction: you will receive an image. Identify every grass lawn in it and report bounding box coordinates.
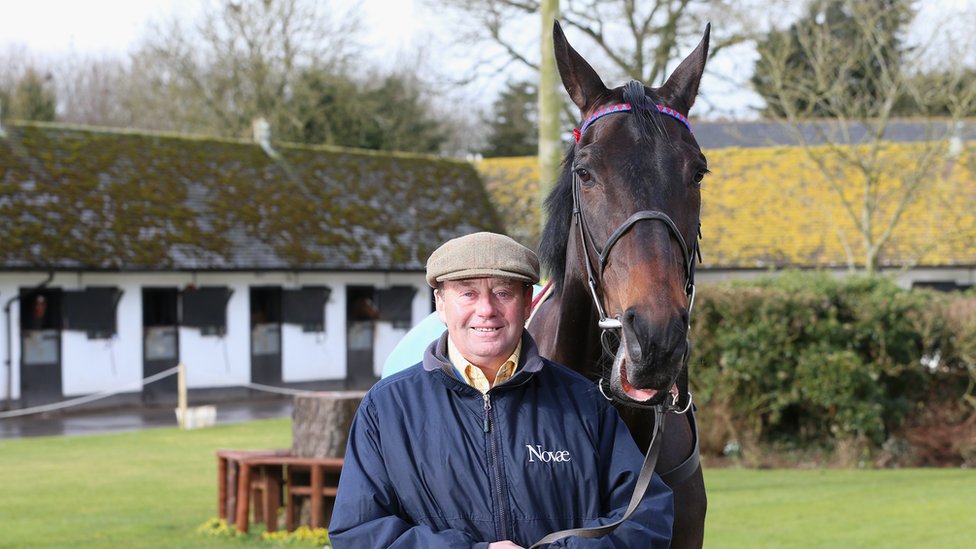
[1,418,974,548]
[0,418,294,548]
[704,468,976,548]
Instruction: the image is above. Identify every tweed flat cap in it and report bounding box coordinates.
[426,232,540,288]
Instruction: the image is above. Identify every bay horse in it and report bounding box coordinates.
[528,22,709,548]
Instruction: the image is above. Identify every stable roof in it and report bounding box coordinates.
[0,122,502,272]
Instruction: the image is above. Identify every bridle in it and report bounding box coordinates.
[530,97,703,549]
[572,101,699,328]
[570,100,701,411]
[571,175,698,331]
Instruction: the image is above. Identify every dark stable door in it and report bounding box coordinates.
[250,287,282,386]
[143,288,180,404]
[19,289,62,407]
[346,286,378,389]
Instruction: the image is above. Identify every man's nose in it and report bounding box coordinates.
[475,294,497,316]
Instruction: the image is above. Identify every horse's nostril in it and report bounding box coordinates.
[621,308,643,333]
[621,308,649,363]
[620,306,690,370]
[623,308,638,325]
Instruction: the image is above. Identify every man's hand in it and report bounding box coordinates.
[487,542,526,549]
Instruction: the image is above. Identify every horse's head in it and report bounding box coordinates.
[543,21,709,405]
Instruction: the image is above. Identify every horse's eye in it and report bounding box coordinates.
[575,168,593,183]
[693,169,707,185]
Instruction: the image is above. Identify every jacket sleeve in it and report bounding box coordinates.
[328,394,489,549]
[550,405,674,548]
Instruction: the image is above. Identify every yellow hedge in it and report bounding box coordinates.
[479,144,976,268]
[477,157,541,248]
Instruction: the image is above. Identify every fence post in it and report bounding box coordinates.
[177,362,187,430]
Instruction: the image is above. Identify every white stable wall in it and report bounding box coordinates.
[0,270,432,404]
[60,276,142,396]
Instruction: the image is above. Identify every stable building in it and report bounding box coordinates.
[478,123,976,290]
[0,121,501,410]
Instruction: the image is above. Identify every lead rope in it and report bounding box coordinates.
[529,405,667,548]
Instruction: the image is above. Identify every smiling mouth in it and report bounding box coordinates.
[473,327,501,332]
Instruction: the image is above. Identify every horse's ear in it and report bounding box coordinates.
[553,20,608,112]
[659,23,710,113]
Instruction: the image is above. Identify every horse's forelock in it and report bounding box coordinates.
[623,80,668,143]
[622,80,650,110]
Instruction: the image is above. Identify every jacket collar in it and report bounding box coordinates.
[422,331,545,381]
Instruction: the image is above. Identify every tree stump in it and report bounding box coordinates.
[291,391,365,458]
[290,391,365,530]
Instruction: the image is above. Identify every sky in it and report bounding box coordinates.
[0,0,420,59]
[1,1,974,122]
[0,0,759,119]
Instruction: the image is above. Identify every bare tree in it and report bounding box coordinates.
[126,0,362,138]
[434,0,764,87]
[0,45,50,121]
[0,44,35,88]
[55,54,132,127]
[755,0,976,273]
[431,0,775,244]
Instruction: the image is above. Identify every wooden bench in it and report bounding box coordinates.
[283,458,344,531]
[217,450,343,534]
[216,448,290,528]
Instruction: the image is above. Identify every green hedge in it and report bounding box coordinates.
[690,271,975,466]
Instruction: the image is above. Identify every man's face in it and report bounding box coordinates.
[435,277,533,371]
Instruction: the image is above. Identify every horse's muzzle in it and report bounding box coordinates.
[612,308,687,402]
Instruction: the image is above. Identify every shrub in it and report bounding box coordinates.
[691,271,973,465]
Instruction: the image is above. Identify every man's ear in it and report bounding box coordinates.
[434,289,447,323]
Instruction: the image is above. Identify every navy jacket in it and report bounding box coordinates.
[329,332,674,548]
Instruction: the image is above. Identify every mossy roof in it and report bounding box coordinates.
[479,144,976,269]
[0,122,502,272]
[703,145,976,268]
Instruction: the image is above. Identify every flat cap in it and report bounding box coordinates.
[426,232,540,288]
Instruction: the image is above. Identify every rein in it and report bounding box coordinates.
[529,100,702,548]
[530,406,667,548]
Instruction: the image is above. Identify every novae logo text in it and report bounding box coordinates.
[526,444,572,463]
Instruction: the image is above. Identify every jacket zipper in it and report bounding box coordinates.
[483,392,510,540]
[482,393,491,433]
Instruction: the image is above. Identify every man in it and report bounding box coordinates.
[329,232,674,548]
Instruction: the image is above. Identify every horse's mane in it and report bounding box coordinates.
[539,145,576,292]
[539,81,669,292]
